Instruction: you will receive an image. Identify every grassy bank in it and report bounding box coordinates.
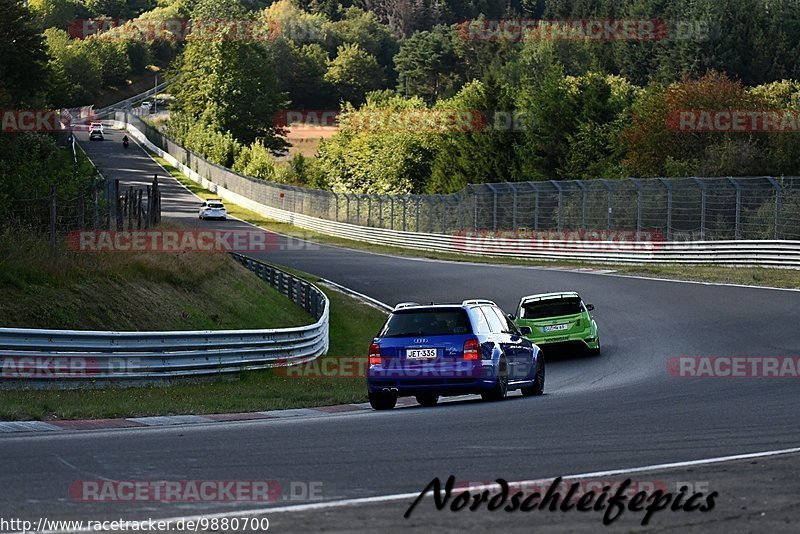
[0,232,387,419]
[154,155,800,290]
[0,231,311,330]
[0,280,386,420]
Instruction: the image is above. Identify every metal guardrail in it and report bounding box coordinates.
[122,112,800,242]
[124,117,800,268]
[94,80,171,118]
[0,254,328,385]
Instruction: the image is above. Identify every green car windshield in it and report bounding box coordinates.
[520,298,583,319]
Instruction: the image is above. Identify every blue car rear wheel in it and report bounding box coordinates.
[481,360,508,401]
[522,358,545,396]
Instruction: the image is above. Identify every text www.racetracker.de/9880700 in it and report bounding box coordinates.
[0,516,270,532]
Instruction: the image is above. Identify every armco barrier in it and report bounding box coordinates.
[0,254,328,385]
[122,115,800,268]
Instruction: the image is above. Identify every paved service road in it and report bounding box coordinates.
[1,126,797,531]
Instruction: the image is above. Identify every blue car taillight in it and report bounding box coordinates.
[368,342,381,365]
[463,338,480,360]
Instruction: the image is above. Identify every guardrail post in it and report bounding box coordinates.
[93,184,99,230]
[528,182,540,231]
[390,196,395,230]
[726,177,741,239]
[767,177,781,239]
[126,186,133,230]
[657,178,672,240]
[631,179,643,235]
[600,180,613,230]
[429,196,435,233]
[333,192,340,222]
[415,196,421,232]
[456,190,464,233]
[78,189,85,230]
[115,180,123,231]
[576,180,588,230]
[145,185,151,230]
[294,279,302,305]
[137,190,143,230]
[465,184,477,232]
[436,195,446,233]
[693,178,707,240]
[550,180,564,232]
[377,195,383,228]
[508,183,518,232]
[485,184,498,232]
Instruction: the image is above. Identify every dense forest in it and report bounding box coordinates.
[4,0,800,201]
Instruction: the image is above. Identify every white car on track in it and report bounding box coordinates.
[88,122,104,140]
[199,199,227,220]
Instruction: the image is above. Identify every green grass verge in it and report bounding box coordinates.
[0,231,312,330]
[154,154,800,290]
[0,266,387,420]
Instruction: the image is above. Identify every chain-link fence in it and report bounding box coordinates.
[124,111,800,241]
[4,176,162,257]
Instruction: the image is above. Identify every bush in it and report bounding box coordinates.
[233,141,277,180]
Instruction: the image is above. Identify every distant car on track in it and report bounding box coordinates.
[88,122,104,140]
[198,199,227,220]
[367,299,544,410]
[513,292,600,355]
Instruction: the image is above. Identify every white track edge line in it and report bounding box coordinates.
[318,279,393,312]
[29,445,800,533]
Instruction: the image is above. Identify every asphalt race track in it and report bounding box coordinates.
[1,126,798,532]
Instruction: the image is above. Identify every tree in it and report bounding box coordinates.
[428,79,519,192]
[325,7,399,70]
[85,37,131,87]
[0,0,50,107]
[315,92,436,194]
[361,0,434,37]
[513,42,578,181]
[44,28,103,106]
[29,0,82,31]
[324,43,385,104]
[394,25,463,102]
[172,0,288,146]
[262,0,329,45]
[264,38,333,108]
[233,141,277,180]
[621,72,764,177]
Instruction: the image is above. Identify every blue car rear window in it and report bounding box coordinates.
[380,309,472,337]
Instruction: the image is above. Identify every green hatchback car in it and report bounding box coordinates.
[513,292,600,355]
